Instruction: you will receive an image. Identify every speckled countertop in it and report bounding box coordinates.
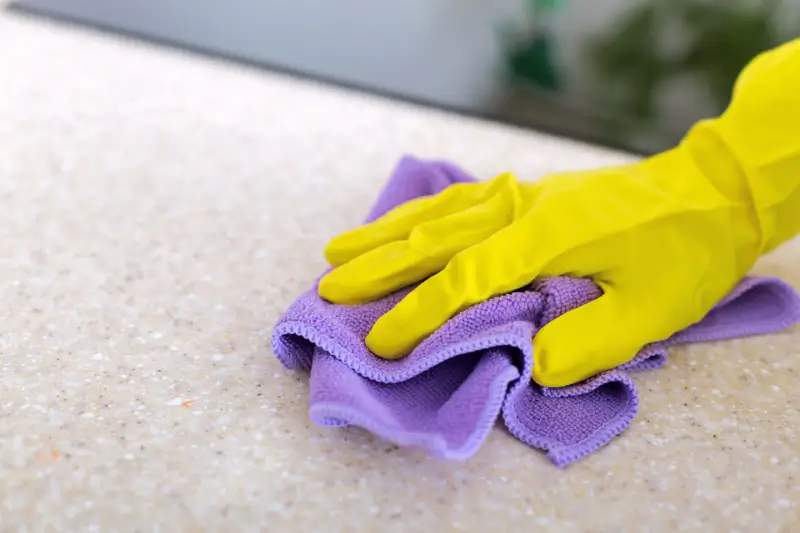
[1,8,799,533]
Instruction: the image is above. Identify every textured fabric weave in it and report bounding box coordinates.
[271,156,800,466]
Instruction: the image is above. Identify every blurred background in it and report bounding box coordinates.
[12,0,799,154]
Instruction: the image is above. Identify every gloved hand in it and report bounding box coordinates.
[318,38,800,387]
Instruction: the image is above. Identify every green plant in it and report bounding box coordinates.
[585,2,665,125]
[501,0,565,91]
[586,0,791,139]
[676,0,781,112]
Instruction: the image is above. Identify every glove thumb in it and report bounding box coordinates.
[532,286,647,387]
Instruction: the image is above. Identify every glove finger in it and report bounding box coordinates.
[365,217,550,359]
[324,176,501,266]
[318,190,517,305]
[318,240,443,305]
[408,173,531,258]
[532,285,647,387]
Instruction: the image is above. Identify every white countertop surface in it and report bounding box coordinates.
[1,7,799,532]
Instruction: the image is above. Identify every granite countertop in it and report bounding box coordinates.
[1,8,799,533]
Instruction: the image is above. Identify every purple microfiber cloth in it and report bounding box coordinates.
[271,156,800,467]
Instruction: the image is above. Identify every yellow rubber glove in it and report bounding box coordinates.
[319,38,800,387]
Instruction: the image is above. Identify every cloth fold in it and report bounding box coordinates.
[271,156,800,466]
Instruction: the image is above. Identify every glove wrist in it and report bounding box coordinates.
[680,120,765,252]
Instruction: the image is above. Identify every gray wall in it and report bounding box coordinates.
[14,0,519,109]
